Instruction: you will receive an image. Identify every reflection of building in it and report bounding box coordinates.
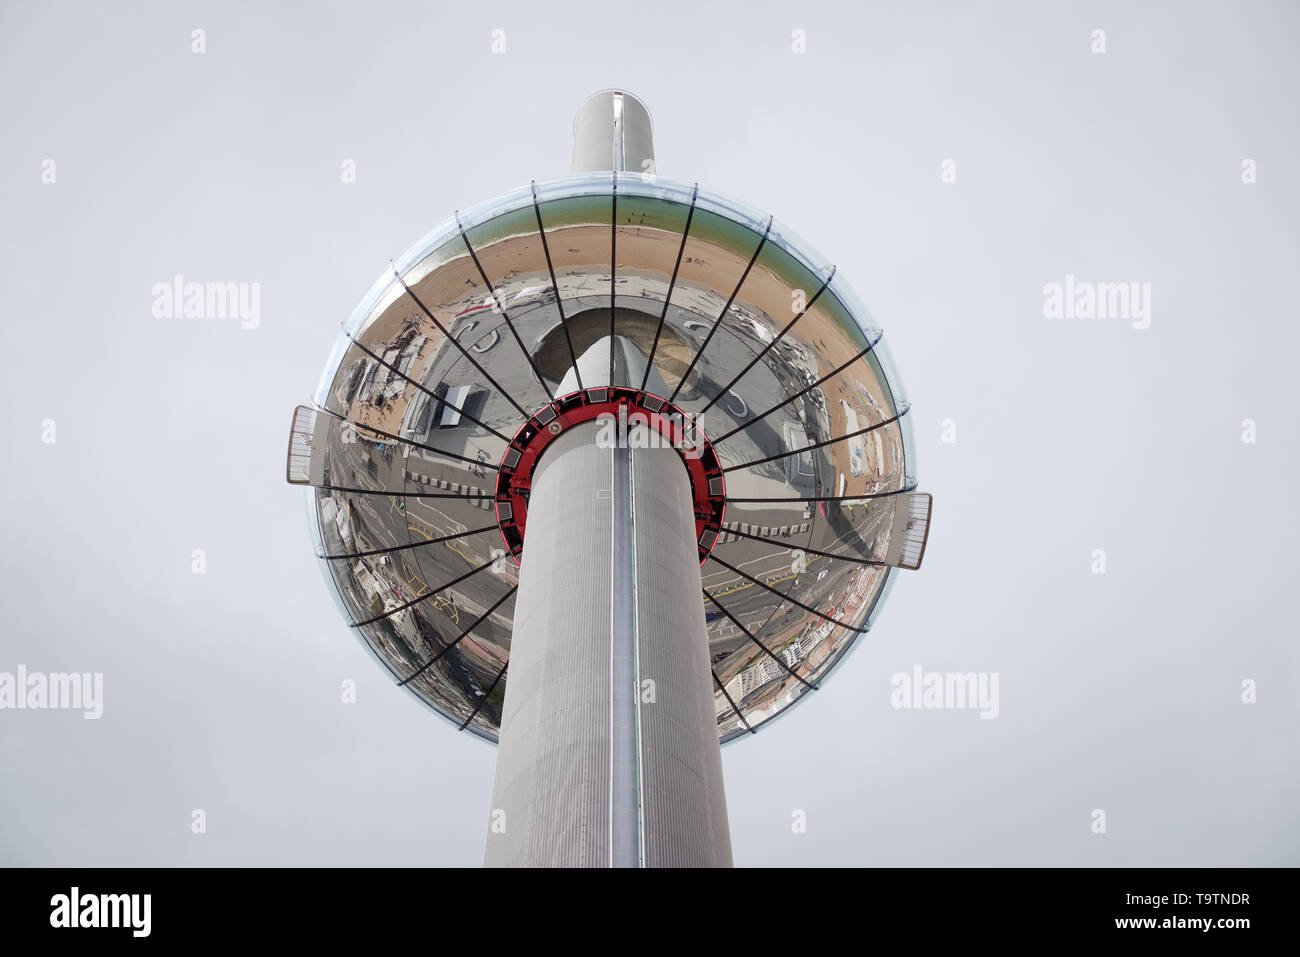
[734,658,775,698]
[285,91,932,868]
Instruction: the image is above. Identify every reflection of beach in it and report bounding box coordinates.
[346,381,419,437]
[347,219,901,454]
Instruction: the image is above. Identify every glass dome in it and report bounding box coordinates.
[287,172,928,743]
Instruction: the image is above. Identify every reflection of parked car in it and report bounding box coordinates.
[734,312,773,345]
[776,338,807,362]
[506,284,555,307]
[452,301,495,321]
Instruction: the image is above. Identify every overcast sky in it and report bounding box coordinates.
[1,0,1296,866]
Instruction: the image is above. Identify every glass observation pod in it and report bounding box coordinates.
[287,172,931,743]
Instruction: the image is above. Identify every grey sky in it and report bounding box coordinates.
[1,0,1296,866]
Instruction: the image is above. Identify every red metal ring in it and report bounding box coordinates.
[494,387,727,566]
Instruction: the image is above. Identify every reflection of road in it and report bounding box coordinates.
[705,543,831,656]
[704,487,895,710]
[382,539,501,726]
[822,497,892,564]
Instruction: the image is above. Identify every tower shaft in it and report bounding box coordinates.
[484,420,732,867]
[570,89,655,174]
[486,91,730,867]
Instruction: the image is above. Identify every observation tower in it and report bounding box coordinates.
[286,91,932,867]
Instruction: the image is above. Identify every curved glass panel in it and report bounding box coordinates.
[299,172,922,743]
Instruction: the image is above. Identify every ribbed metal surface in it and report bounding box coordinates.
[485,417,732,867]
[570,90,655,174]
[631,435,733,867]
[485,422,612,867]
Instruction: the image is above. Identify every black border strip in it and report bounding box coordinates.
[339,329,512,444]
[667,215,774,404]
[459,660,510,730]
[702,587,818,691]
[721,410,906,473]
[398,586,517,687]
[393,267,532,419]
[725,486,918,504]
[706,553,866,635]
[316,483,494,500]
[712,670,755,734]
[609,171,617,385]
[322,524,499,561]
[350,556,497,628]
[641,183,699,391]
[531,180,583,392]
[710,334,882,445]
[316,405,501,472]
[697,266,836,416]
[721,525,897,568]
[456,213,555,402]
